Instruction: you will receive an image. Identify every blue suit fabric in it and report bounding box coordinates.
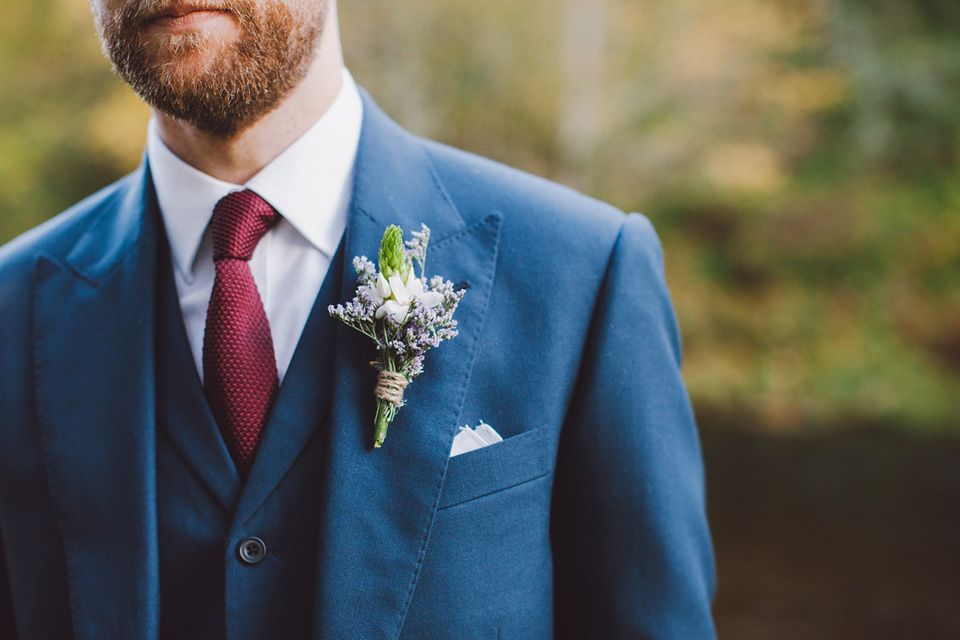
[0,91,716,639]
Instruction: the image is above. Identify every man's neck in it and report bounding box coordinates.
[154,9,345,185]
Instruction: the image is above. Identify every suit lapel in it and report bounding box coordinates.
[33,168,160,640]
[311,94,502,639]
[155,233,243,514]
[229,238,345,530]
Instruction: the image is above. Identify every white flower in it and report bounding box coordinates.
[374,271,444,323]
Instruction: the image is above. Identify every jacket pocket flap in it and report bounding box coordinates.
[439,426,551,509]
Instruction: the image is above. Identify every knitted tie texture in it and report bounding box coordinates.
[203,189,281,479]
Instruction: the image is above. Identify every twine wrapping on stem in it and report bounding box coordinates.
[374,369,409,406]
[329,225,462,448]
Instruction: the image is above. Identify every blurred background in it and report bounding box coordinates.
[2,0,958,636]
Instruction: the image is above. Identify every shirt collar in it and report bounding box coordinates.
[148,67,364,282]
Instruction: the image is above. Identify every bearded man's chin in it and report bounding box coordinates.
[99,0,324,138]
[141,76,266,139]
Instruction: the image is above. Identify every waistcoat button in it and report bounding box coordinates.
[238,537,267,565]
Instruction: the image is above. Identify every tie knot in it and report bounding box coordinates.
[211,189,281,261]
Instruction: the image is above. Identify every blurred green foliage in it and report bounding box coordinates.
[2,0,957,432]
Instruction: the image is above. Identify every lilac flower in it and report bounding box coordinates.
[328,224,463,448]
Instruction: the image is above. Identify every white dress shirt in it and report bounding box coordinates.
[147,68,364,384]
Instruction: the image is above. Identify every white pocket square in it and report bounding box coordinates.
[450,421,503,457]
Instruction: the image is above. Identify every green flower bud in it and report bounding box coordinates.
[378,224,412,281]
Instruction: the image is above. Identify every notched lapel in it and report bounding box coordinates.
[313,200,502,638]
[32,169,160,640]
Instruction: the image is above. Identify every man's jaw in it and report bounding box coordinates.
[99,0,329,142]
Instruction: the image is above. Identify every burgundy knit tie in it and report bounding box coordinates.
[203,189,281,479]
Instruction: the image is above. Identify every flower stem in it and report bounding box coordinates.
[373,400,396,448]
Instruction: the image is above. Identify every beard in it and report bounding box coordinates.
[94,0,324,137]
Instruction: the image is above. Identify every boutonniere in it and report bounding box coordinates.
[329,224,464,448]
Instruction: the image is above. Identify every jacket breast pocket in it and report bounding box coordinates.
[438,426,552,510]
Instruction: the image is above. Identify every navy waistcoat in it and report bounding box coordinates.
[154,231,344,640]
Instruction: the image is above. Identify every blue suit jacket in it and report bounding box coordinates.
[0,93,715,639]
